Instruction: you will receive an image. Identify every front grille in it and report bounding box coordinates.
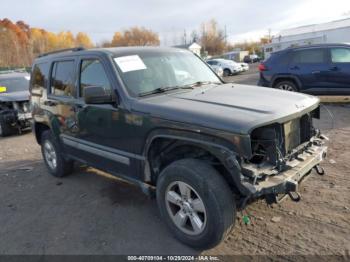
[284,119,300,153]
[13,101,30,113]
[283,115,313,154]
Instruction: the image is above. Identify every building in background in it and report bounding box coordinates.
[264,18,350,58]
[222,50,249,62]
[174,42,202,56]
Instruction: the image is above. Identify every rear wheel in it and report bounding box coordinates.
[275,80,298,92]
[223,69,231,77]
[41,130,74,177]
[157,159,236,249]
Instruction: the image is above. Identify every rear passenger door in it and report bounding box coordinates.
[48,59,79,138]
[288,48,329,94]
[327,47,350,94]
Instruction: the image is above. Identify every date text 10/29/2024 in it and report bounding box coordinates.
[127,256,220,261]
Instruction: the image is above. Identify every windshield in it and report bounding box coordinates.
[0,76,30,93]
[113,51,221,97]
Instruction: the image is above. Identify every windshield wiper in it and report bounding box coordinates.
[138,86,181,97]
[138,81,221,97]
[183,81,221,88]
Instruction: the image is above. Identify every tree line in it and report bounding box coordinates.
[0,18,161,67]
[0,18,268,67]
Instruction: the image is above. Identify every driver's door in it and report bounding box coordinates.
[66,56,136,176]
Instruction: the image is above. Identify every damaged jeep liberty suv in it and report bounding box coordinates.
[30,47,327,249]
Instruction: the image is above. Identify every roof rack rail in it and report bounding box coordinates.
[38,47,85,58]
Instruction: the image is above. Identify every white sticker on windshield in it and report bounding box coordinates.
[114,55,147,73]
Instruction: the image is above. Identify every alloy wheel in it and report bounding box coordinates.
[165,181,207,236]
[278,83,295,91]
[43,140,57,170]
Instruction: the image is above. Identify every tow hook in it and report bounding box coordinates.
[288,191,301,202]
[314,165,325,175]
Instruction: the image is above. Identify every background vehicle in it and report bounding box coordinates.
[208,64,224,77]
[0,71,31,137]
[238,62,249,72]
[243,55,252,63]
[31,47,327,249]
[243,55,260,63]
[258,43,350,95]
[207,59,242,76]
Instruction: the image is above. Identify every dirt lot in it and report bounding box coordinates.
[0,106,349,255]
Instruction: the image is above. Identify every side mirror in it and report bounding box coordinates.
[83,86,114,104]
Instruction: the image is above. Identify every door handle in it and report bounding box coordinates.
[43,101,57,106]
[329,66,338,71]
[71,104,87,112]
[312,71,321,74]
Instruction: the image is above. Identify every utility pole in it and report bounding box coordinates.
[224,25,227,46]
[183,29,187,45]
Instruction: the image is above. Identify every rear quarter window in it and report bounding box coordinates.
[31,62,49,89]
[265,52,290,66]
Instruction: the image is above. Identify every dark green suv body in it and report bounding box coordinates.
[30,47,327,249]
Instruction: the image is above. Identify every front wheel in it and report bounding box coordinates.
[0,116,13,137]
[156,159,236,249]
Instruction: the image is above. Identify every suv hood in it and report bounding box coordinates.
[133,84,319,134]
[0,90,30,102]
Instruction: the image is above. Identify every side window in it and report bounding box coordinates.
[51,60,76,97]
[331,48,350,63]
[79,59,111,97]
[32,63,49,89]
[291,49,325,64]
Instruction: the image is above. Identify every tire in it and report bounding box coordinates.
[223,69,231,77]
[274,80,298,92]
[0,115,13,137]
[156,158,236,249]
[41,130,74,177]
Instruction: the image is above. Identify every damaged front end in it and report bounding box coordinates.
[241,107,328,204]
[0,100,32,132]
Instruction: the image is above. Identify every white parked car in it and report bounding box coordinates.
[208,64,223,77]
[238,62,249,72]
[206,59,242,77]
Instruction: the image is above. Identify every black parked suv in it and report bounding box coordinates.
[30,47,327,249]
[0,71,32,136]
[258,43,350,95]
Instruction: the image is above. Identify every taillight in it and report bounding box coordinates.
[258,63,267,71]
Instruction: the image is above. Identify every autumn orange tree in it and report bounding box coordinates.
[0,18,160,67]
[0,18,95,67]
[110,27,160,47]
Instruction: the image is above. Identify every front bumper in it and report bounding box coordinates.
[242,142,327,200]
[3,110,32,129]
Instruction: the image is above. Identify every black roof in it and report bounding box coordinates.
[34,46,189,63]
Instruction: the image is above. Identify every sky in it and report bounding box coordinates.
[2,0,350,45]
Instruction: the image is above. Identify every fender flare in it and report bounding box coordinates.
[271,74,302,89]
[142,128,252,196]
